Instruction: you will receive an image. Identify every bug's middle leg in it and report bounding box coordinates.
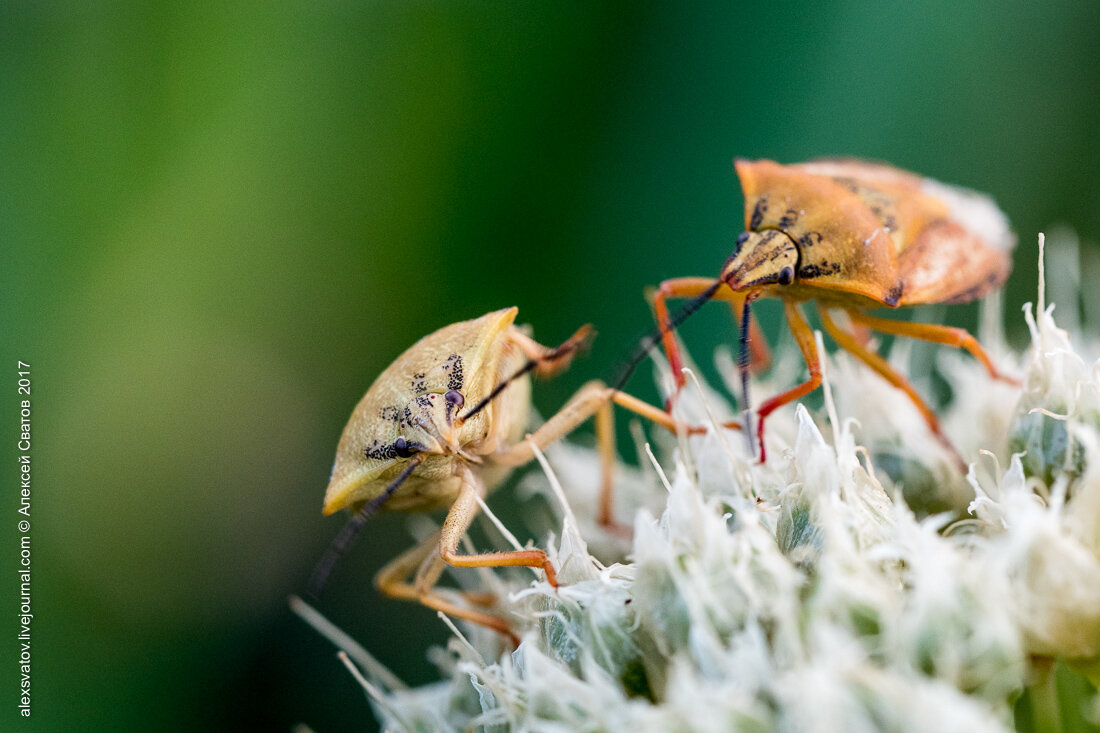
[819,309,966,471]
[490,380,703,533]
[438,471,560,587]
[845,310,1018,385]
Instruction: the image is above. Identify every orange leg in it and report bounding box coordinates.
[375,530,520,645]
[513,323,595,379]
[753,300,821,463]
[653,277,771,395]
[846,310,1018,385]
[820,309,965,471]
[438,473,559,587]
[492,380,704,537]
[594,396,632,537]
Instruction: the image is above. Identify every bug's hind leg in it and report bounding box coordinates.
[751,300,822,464]
[845,310,1019,386]
[819,309,966,472]
[374,529,519,644]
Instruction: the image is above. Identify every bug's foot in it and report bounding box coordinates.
[542,560,560,589]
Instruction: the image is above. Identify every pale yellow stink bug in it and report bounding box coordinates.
[311,307,687,641]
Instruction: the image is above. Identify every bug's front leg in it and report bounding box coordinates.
[652,277,771,400]
[438,471,559,588]
[752,300,822,463]
[512,323,595,379]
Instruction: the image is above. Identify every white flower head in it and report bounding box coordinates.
[301,233,1100,731]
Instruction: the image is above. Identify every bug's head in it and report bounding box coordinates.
[321,388,475,516]
[396,388,474,457]
[720,229,799,293]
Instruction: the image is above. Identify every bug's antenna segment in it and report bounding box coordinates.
[307,456,423,598]
[458,327,593,424]
[738,296,755,457]
[612,279,724,392]
[458,359,538,424]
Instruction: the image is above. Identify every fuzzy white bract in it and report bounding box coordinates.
[302,234,1100,732]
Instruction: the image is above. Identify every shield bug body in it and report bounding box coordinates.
[313,307,685,640]
[652,158,1017,467]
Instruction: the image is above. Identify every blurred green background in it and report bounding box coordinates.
[2,1,1099,730]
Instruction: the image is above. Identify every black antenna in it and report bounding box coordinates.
[611,279,724,393]
[738,296,755,456]
[457,359,539,424]
[457,326,593,424]
[307,456,423,598]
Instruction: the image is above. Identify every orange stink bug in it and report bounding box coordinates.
[309,308,689,641]
[649,158,1017,468]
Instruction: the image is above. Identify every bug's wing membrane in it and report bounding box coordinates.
[897,220,1012,305]
[735,159,901,305]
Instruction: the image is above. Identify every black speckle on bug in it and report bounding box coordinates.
[380,406,399,422]
[415,394,432,408]
[778,208,798,229]
[884,285,902,306]
[833,177,859,193]
[750,196,768,230]
[442,354,464,391]
[799,262,842,280]
[799,231,823,249]
[411,372,427,395]
[403,406,413,425]
[364,439,398,461]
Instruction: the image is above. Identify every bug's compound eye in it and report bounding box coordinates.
[735,231,750,252]
[777,266,794,286]
[444,390,465,409]
[393,436,419,458]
